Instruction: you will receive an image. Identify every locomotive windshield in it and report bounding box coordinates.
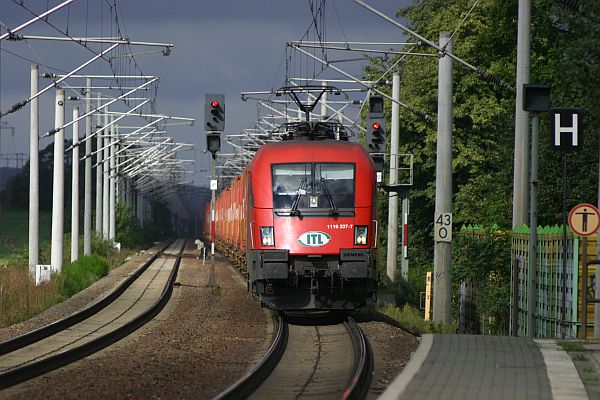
[272,163,355,215]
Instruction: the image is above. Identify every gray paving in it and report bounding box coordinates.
[381,334,555,400]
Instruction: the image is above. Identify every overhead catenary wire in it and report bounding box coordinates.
[2,2,168,125]
[1,43,120,119]
[291,43,435,123]
[0,46,68,73]
[0,0,77,41]
[12,0,154,94]
[443,0,482,50]
[353,0,515,93]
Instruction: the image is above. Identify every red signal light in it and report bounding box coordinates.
[211,101,219,108]
[372,122,381,130]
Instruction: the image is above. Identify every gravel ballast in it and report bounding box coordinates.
[0,243,418,399]
[1,246,272,399]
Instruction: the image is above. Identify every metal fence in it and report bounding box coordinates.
[510,225,598,338]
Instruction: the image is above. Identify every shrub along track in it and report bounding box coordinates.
[0,238,185,389]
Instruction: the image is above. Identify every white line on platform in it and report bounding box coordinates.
[535,339,588,400]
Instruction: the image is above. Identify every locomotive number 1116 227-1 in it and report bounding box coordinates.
[326,224,353,229]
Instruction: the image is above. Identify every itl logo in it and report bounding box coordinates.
[298,231,331,247]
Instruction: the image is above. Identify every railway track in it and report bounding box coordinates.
[216,314,373,400]
[0,238,186,390]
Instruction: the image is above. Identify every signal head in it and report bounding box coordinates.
[205,93,225,131]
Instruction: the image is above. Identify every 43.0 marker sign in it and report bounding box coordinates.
[434,212,452,242]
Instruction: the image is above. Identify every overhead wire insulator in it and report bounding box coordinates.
[6,32,23,41]
[476,67,516,93]
[46,128,60,136]
[0,100,28,118]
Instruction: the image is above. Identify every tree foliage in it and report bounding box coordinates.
[452,228,511,334]
[364,0,600,316]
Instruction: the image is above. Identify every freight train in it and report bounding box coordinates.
[205,119,379,311]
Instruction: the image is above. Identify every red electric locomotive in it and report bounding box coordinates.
[239,120,378,311]
[207,87,380,311]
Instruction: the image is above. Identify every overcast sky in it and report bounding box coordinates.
[0,0,413,186]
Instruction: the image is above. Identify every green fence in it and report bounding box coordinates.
[511,224,593,338]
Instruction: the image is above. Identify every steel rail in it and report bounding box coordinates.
[0,239,185,390]
[342,316,374,400]
[0,240,172,355]
[212,313,288,400]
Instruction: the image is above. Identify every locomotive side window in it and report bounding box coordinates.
[272,163,355,214]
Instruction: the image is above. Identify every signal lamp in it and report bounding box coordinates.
[211,101,219,108]
[372,122,381,130]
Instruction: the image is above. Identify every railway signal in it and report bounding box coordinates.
[205,93,225,131]
[205,94,225,157]
[366,95,386,172]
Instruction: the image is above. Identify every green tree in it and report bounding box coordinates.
[363,0,600,315]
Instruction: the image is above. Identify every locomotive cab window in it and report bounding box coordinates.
[272,163,355,215]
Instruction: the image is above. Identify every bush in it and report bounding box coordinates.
[115,202,165,248]
[377,303,457,335]
[60,255,109,297]
[92,233,118,259]
[452,227,511,335]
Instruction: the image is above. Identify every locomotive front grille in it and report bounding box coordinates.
[292,257,338,274]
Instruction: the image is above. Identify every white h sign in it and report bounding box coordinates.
[550,108,583,150]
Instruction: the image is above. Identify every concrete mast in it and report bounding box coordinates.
[513,0,531,227]
[83,78,92,255]
[50,89,65,273]
[71,107,80,262]
[433,33,453,324]
[386,73,400,283]
[28,64,39,274]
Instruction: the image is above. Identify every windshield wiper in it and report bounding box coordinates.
[320,178,338,215]
[289,178,306,216]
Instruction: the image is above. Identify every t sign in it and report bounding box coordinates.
[550,108,583,151]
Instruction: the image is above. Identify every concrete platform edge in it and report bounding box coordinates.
[378,334,433,400]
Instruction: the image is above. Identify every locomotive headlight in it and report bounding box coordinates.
[354,225,368,245]
[260,226,275,246]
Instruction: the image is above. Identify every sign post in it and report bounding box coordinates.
[425,271,432,321]
[568,203,600,339]
[550,107,583,338]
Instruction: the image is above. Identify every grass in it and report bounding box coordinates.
[0,255,112,328]
[0,264,63,326]
[558,340,585,352]
[0,208,54,261]
[61,255,110,297]
[0,231,136,328]
[377,303,458,335]
[0,205,153,328]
